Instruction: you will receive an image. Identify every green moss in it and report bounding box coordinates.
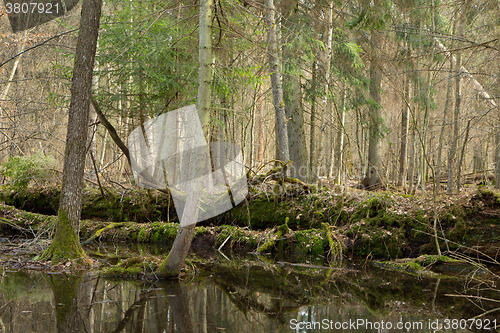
[136,222,178,243]
[40,210,89,264]
[102,256,159,278]
[293,230,325,255]
[216,225,260,249]
[323,223,344,259]
[477,186,500,206]
[374,255,464,275]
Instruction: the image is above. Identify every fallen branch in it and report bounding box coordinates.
[82,222,124,244]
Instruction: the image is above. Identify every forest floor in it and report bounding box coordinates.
[0,177,499,276]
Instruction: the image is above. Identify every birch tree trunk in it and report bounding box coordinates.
[159,0,213,277]
[265,0,289,164]
[41,0,102,263]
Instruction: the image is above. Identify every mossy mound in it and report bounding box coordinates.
[0,187,177,223]
[101,256,161,279]
[374,255,474,276]
[3,185,500,261]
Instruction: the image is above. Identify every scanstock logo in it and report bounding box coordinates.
[128,104,248,227]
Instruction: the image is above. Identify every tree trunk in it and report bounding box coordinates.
[256,84,265,164]
[447,50,461,194]
[322,0,333,181]
[397,76,410,187]
[456,119,471,193]
[435,56,454,189]
[309,61,318,181]
[335,87,346,184]
[496,65,500,189]
[266,0,289,164]
[361,34,383,190]
[41,0,102,263]
[284,70,308,181]
[496,130,500,189]
[159,0,213,278]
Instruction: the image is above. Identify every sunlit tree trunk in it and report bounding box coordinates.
[41,0,102,263]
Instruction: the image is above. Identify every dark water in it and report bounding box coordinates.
[0,253,499,333]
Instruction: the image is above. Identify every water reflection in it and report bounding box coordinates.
[0,258,498,333]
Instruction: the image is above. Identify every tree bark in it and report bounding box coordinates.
[41,0,102,263]
[447,50,461,194]
[397,75,410,187]
[435,57,454,189]
[496,130,500,189]
[309,61,318,181]
[361,33,383,190]
[335,86,346,185]
[496,65,500,189]
[266,0,289,164]
[284,70,308,181]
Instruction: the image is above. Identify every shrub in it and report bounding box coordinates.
[1,153,56,189]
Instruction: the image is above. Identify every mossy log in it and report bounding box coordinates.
[256,218,290,253]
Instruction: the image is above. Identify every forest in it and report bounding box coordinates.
[0,0,499,330]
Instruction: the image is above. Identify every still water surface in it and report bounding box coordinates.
[0,252,498,333]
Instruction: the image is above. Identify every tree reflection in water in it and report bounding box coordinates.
[46,274,81,333]
[0,259,498,332]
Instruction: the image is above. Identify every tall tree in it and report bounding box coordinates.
[361,32,384,189]
[41,0,102,263]
[266,0,289,164]
[158,0,213,277]
[280,1,309,181]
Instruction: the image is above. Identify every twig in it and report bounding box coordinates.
[218,234,231,252]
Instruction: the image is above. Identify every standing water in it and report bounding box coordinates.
[0,252,498,333]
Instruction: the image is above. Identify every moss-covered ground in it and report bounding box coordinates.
[1,184,500,263]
